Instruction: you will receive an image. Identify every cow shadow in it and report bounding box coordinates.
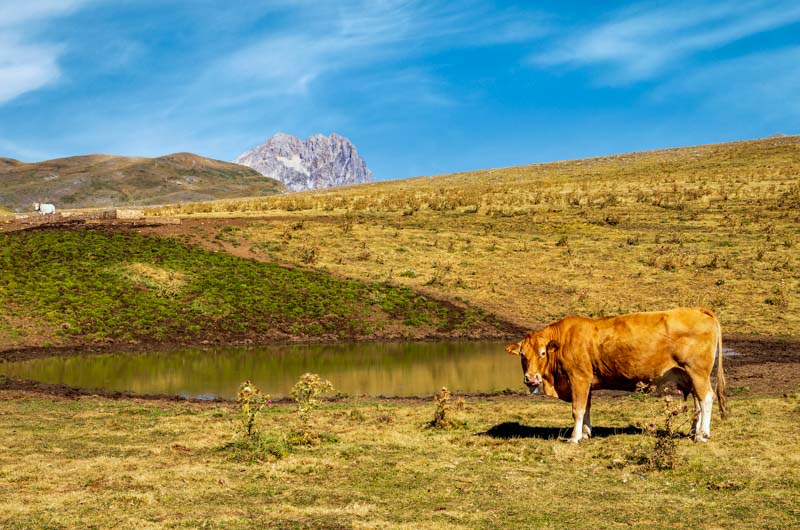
[481,422,643,440]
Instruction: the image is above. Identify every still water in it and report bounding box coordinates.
[0,341,522,399]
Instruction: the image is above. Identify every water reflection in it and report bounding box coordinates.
[0,341,521,399]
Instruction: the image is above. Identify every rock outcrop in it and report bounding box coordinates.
[234,132,374,192]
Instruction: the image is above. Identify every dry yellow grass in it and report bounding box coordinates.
[0,390,798,528]
[146,136,800,337]
[118,263,187,296]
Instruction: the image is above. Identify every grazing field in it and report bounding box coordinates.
[147,136,800,337]
[0,229,511,350]
[0,388,798,528]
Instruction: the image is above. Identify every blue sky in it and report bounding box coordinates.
[0,0,798,180]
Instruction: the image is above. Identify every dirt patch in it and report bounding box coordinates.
[719,336,800,397]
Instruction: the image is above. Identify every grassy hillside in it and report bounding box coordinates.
[0,152,285,211]
[146,136,800,337]
[0,390,797,528]
[0,229,511,350]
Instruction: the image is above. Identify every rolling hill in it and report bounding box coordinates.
[0,152,285,211]
[147,135,800,338]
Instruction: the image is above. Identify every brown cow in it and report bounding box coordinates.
[506,307,727,443]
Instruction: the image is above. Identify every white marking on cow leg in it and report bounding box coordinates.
[569,391,589,444]
[693,391,712,443]
[689,373,712,442]
[701,390,714,439]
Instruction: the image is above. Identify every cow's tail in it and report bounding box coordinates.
[713,312,728,419]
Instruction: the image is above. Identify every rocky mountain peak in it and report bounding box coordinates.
[234,132,374,192]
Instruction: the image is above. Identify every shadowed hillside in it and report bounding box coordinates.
[0,152,285,211]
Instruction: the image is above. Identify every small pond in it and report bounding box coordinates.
[0,341,521,400]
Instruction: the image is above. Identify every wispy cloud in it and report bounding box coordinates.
[532,1,800,84]
[214,0,548,98]
[0,0,93,104]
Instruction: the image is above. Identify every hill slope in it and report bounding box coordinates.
[0,152,285,211]
[0,228,514,350]
[148,136,800,337]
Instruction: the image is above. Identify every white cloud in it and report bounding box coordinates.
[0,0,93,104]
[214,0,548,98]
[532,1,800,84]
[0,0,88,26]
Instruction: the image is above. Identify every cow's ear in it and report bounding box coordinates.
[505,343,521,356]
[545,340,559,357]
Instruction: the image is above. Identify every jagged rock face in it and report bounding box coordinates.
[235,132,374,192]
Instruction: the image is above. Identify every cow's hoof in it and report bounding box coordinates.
[566,437,581,444]
[583,425,592,438]
[693,435,709,443]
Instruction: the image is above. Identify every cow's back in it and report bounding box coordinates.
[582,308,717,387]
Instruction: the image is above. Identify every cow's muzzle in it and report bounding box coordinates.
[524,373,542,394]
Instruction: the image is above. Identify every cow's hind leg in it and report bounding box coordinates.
[689,394,702,439]
[689,373,713,442]
[701,390,714,439]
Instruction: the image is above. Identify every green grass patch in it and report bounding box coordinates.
[0,229,503,345]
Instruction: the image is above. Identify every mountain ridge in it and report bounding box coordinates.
[235,132,374,192]
[0,152,285,212]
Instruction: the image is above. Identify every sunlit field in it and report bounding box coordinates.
[147,136,800,337]
[0,389,798,528]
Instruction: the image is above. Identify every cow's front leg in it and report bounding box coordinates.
[582,389,592,438]
[568,380,591,443]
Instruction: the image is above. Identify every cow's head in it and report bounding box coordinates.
[506,332,559,394]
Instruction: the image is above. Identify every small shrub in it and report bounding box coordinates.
[300,246,318,264]
[217,381,286,462]
[632,396,691,471]
[291,373,333,421]
[290,373,334,444]
[429,387,465,429]
[236,380,270,438]
[555,235,569,247]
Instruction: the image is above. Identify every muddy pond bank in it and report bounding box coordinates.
[1,335,798,401]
